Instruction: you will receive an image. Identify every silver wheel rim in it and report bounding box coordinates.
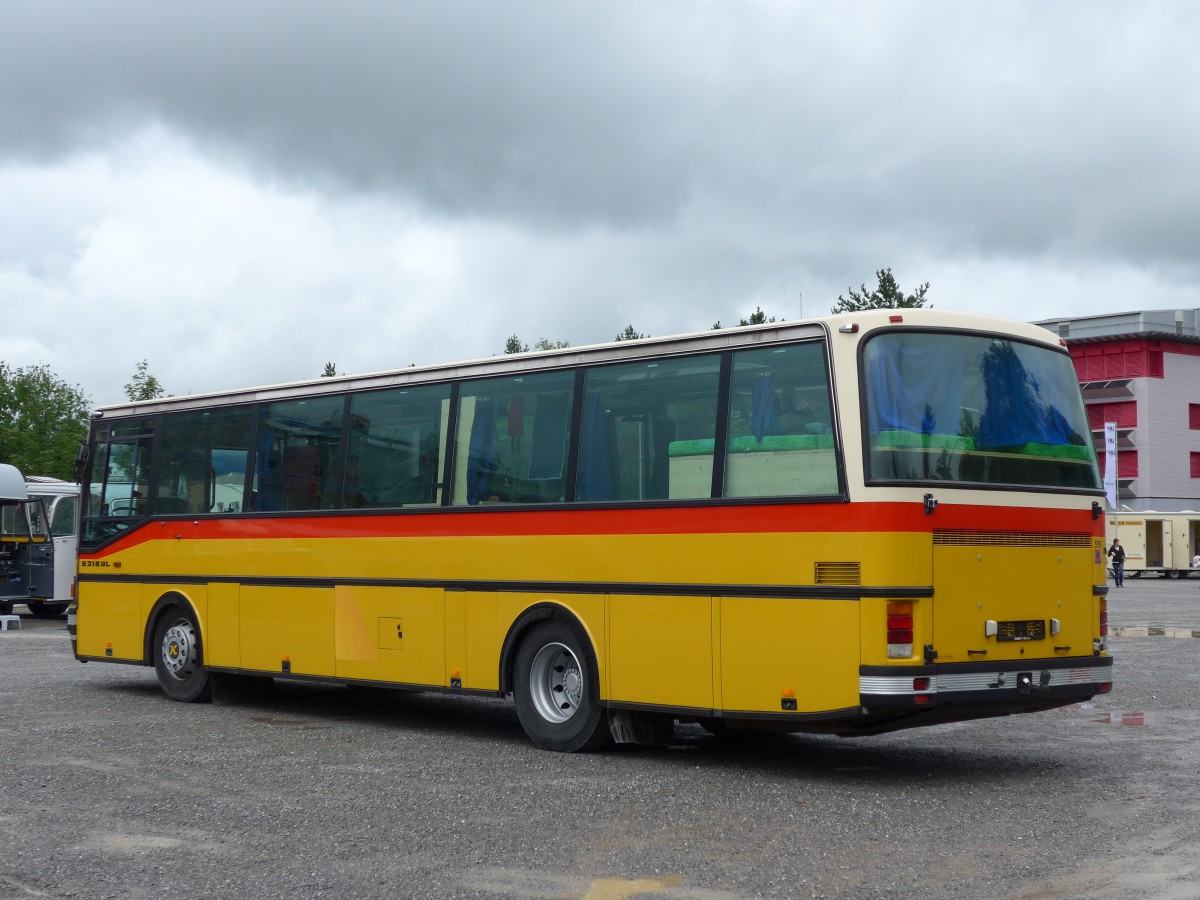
[161,620,199,681]
[528,641,584,724]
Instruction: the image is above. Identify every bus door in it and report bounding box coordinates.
[1,496,55,609]
[932,535,1094,664]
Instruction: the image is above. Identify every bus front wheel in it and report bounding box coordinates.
[152,606,212,703]
[512,619,611,752]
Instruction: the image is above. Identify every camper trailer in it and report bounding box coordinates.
[1107,513,1200,579]
[0,464,55,615]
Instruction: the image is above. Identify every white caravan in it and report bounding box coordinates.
[1106,512,1200,579]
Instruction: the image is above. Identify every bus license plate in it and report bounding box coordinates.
[996,619,1046,642]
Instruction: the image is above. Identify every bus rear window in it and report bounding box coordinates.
[863,331,1100,490]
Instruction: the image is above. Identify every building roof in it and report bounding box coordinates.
[1034,308,1200,342]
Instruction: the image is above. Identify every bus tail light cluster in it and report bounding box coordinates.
[887,602,913,659]
[1099,597,1108,637]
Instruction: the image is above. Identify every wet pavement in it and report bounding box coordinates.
[0,576,1198,899]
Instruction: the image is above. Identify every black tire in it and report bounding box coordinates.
[152,606,212,702]
[1166,570,1181,580]
[512,619,611,752]
[27,602,69,618]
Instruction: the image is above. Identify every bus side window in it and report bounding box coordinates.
[347,383,452,508]
[252,396,344,512]
[156,408,254,515]
[452,372,575,506]
[722,343,838,498]
[577,355,720,502]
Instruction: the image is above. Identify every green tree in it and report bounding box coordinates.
[321,362,338,378]
[124,360,166,401]
[832,268,930,314]
[615,325,647,342]
[504,334,529,354]
[710,308,779,330]
[0,362,91,480]
[533,338,570,350]
[739,307,776,326]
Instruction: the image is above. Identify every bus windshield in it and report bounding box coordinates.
[863,330,1100,490]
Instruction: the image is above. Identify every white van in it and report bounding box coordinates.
[0,464,55,616]
[26,476,80,616]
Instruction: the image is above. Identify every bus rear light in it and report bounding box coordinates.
[1099,598,1108,637]
[914,694,932,704]
[1098,683,1112,694]
[887,602,913,657]
[912,677,930,691]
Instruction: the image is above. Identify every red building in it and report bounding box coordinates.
[1037,310,1200,512]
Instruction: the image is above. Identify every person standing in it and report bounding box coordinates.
[1107,538,1126,587]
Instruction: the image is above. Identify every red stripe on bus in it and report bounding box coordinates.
[81,502,1098,558]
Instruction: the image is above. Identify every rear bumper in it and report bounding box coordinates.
[860,655,1113,710]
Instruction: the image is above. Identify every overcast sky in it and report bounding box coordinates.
[2,2,1198,408]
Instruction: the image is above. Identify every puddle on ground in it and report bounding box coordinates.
[1110,626,1200,639]
[1095,712,1146,726]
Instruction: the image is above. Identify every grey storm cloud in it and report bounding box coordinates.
[4,0,1196,271]
[3,1,1200,407]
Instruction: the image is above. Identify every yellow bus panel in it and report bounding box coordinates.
[240,586,334,676]
[720,596,859,714]
[205,582,241,669]
[608,594,714,710]
[77,581,143,661]
[332,585,444,686]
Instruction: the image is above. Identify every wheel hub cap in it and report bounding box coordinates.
[161,622,198,680]
[529,642,584,724]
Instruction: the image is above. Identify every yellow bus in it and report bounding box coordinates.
[71,309,1113,751]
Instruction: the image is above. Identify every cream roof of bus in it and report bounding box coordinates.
[91,308,1065,420]
[0,464,28,501]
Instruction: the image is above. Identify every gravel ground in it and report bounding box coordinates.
[1,577,1197,900]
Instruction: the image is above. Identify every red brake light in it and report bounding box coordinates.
[887,602,914,658]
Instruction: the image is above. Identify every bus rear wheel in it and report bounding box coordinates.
[512,619,610,752]
[152,606,211,703]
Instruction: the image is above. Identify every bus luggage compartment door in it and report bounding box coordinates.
[932,538,1093,664]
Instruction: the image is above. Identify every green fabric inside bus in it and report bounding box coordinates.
[872,430,975,451]
[871,430,1092,461]
[668,434,835,457]
[989,442,1093,461]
